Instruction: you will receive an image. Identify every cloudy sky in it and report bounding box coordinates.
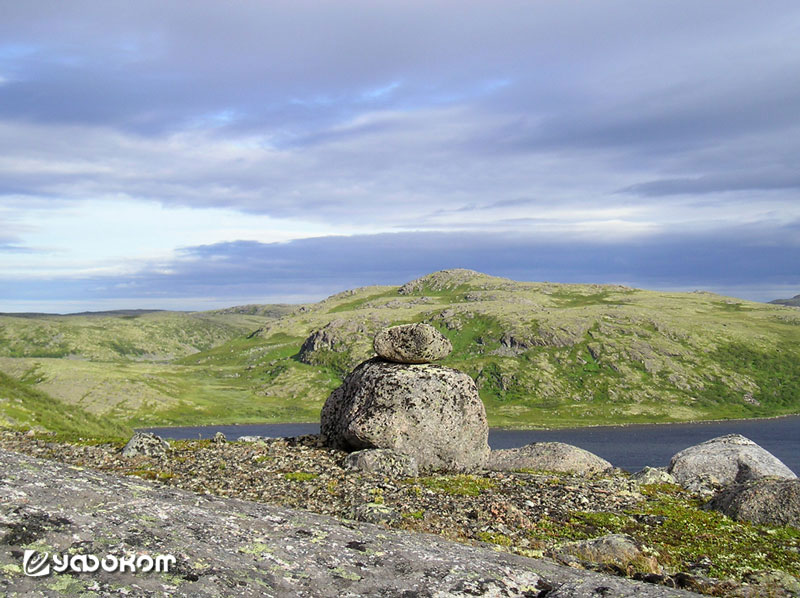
[1,1,799,312]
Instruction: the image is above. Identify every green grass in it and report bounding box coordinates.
[413,474,497,496]
[2,270,800,437]
[0,371,130,441]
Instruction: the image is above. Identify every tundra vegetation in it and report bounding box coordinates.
[0,269,799,440]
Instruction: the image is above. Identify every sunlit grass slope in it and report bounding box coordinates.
[1,269,799,436]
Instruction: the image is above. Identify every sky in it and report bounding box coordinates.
[1,1,799,312]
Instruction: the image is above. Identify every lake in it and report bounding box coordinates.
[141,415,800,473]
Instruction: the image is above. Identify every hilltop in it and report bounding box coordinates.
[1,269,799,437]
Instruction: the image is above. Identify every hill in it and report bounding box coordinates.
[1,269,799,436]
[770,294,800,307]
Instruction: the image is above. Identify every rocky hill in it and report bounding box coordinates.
[771,294,800,307]
[1,269,799,435]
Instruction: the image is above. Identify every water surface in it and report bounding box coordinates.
[142,415,800,473]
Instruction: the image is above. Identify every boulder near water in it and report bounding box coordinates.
[321,357,489,472]
[487,442,613,476]
[706,478,800,527]
[667,434,796,494]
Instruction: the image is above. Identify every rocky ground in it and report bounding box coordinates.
[2,430,799,597]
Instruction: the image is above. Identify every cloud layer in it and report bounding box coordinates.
[1,1,798,310]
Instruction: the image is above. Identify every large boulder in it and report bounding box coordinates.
[320,358,489,472]
[667,434,796,494]
[706,478,800,527]
[373,323,452,364]
[121,431,169,458]
[487,442,612,476]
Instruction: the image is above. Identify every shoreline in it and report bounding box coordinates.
[136,411,800,434]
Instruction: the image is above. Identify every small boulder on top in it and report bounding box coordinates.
[667,434,796,494]
[122,432,169,458]
[373,323,452,364]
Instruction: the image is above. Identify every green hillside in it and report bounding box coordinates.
[1,269,799,437]
[0,370,130,440]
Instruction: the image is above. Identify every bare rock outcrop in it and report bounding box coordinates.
[0,448,701,597]
[667,434,796,495]
[321,358,489,472]
[487,442,613,476]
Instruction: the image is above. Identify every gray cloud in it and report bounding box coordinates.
[1,1,799,310]
[2,227,797,311]
[620,171,800,197]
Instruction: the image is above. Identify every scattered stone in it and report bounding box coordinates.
[321,358,489,472]
[344,448,419,477]
[237,435,273,443]
[706,478,800,527]
[742,570,800,597]
[211,431,226,443]
[631,466,676,486]
[550,533,660,574]
[121,431,169,458]
[667,434,796,494]
[3,448,701,598]
[352,502,401,525]
[373,322,452,364]
[487,442,613,476]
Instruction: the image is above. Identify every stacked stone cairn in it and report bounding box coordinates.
[321,323,490,473]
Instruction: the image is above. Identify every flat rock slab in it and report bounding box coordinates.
[487,442,613,476]
[0,448,700,597]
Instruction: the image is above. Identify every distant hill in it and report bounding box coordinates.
[1,269,799,437]
[770,294,800,307]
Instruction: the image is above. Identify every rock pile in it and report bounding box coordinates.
[321,323,489,472]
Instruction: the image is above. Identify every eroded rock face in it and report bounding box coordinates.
[121,432,169,458]
[667,434,796,494]
[487,442,613,476]
[344,448,419,477]
[320,358,489,472]
[707,478,800,527]
[373,323,452,364]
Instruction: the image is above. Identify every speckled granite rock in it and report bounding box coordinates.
[321,358,489,472]
[373,323,452,364]
[121,432,169,458]
[487,442,613,476]
[668,434,796,495]
[0,448,701,597]
[344,448,419,477]
[706,478,800,527]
